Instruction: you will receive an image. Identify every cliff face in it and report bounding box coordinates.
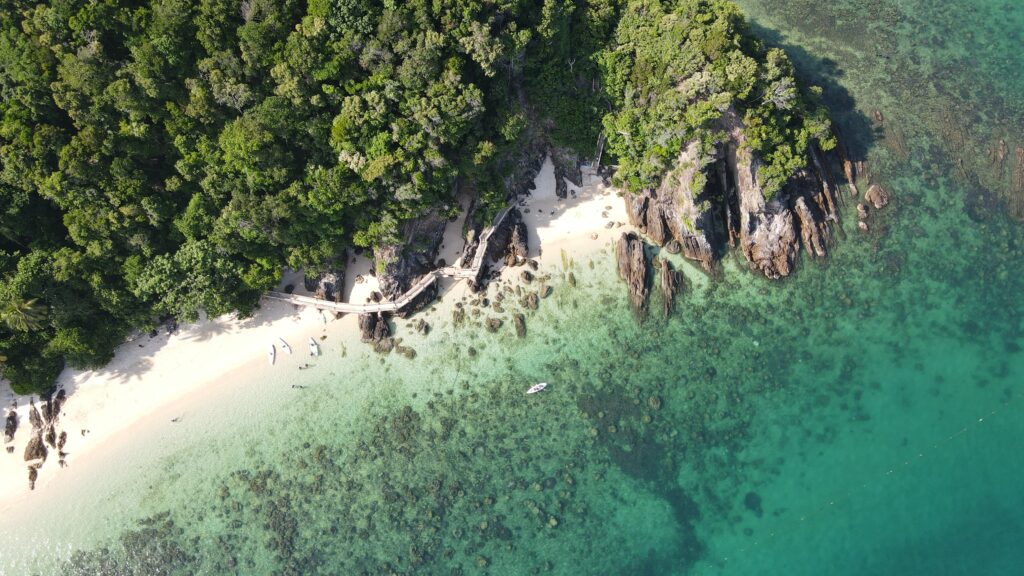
[374,211,448,299]
[626,108,840,280]
[626,141,718,271]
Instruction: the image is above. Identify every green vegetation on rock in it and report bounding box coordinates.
[599,0,835,197]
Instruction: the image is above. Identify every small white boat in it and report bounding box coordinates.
[308,337,320,357]
[278,338,292,355]
[526,382,547,394]
[268,344,276,366]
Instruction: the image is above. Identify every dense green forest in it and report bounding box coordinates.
[600,0,833,197]
[0,0,828,394]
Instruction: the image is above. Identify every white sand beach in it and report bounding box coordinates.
[0,156,632,512]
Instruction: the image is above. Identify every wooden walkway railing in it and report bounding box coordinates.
[264,206,517,314]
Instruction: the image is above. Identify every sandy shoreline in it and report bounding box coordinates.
[0,156,631,512]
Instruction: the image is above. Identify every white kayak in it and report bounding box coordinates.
[268,344,276,366]
[278,338,292,355]
[526,382,547,394]
[308,337,320,357]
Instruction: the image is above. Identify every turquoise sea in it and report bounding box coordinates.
[2,0,1023,574]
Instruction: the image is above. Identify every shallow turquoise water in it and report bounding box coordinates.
[2,1,1023,574]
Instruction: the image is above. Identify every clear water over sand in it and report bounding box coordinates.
[2,0,1023,574]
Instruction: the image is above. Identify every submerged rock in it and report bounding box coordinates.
[524,292,539,311]
[513,314,526,338]
[865,183,890,209]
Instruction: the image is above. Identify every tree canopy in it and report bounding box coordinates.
[599,0,834,197]
[0,0,832,394]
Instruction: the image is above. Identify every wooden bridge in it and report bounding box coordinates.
[263,206,516,314]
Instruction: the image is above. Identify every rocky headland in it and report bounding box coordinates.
[626,108,843,281]
[618,110,889,313]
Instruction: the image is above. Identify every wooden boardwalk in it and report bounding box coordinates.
[264,206,516,314]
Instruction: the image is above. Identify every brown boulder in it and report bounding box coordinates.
[865,184,890,209]
[485,318,502,333]
[513,314,526,338]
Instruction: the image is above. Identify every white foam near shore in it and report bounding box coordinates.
[0,155,632,512]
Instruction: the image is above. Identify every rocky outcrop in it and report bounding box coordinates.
[832,126,860,197]
[24,434,47,462]
[740,209,799,278]
[500,126,548,206]
[625,141,718,271]
[551,147,583,199]
[624,107,846,281]
[375,211,448,300]
[725,109,801,279]
[28,402,41,430]
[794,195,828,258]
[303,269,344,302]
[513,313,526,338]
[15,392,68,489]
[4,403,17,445]
[856,183,891,230]
[358,313,391,344]
[616,232,650,316]
[358,313,395,354]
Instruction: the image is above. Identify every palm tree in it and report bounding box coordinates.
[1,297,47,332]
